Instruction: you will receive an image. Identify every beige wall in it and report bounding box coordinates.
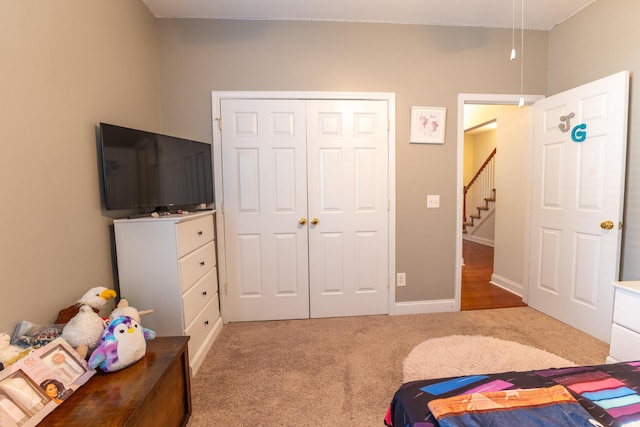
[0,1,160,333]
[548,0,640,280]
[471,130,497,173]
[155,19,548,302]
[492,107,532,294]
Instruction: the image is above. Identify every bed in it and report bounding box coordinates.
[385,361,640,427]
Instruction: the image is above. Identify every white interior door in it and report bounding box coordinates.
[528,71,630,342]
[220,96,390,321]
[306,100,389,318]
[221,99,310,322]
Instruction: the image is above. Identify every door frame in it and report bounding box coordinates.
[211,91,397,322]
[455,93,544,309]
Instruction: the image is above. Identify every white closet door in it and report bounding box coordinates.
[221,99,310,321]
[306,100,389,318]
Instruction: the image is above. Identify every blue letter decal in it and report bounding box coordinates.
[572,124,587,142]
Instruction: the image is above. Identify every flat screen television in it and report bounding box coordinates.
[99,122,214,212]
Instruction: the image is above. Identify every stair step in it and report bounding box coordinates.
[470,214,481,219]
[477,206,489,211]
[484,197,495,202]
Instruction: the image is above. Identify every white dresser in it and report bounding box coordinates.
[113,211,222,375]
[607,281,640,363]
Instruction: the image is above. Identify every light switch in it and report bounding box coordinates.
[427,195,440,208]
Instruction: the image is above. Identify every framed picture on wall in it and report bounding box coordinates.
[410,106,446,144]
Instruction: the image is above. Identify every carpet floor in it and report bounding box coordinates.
[187,307,609,427]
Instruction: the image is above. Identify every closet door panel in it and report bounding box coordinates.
[221,99,309,321]
[307,99,389,318]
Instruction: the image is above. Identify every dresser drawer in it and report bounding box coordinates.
[179,241,216,292]
[182,267,217,326]
[176,215,215,257]
[185,296,220,358]
[609,323,640,362]
[613,287,640,334]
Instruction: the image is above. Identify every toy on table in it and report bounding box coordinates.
[88,316,155,373]
[108,298,154,324]
[55,286,117,324]
[0,333,28,371]
[61,304,107,359]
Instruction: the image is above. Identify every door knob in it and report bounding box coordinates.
[299,217,307,225]
[600,220,614,230]
[310,217,319,225]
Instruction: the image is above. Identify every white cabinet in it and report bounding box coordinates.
[113,211,222,375]
[607,281,640,363]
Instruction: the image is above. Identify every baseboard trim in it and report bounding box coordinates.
[462,235,495,247]
[391,299,458,315]
[490,274,523,296]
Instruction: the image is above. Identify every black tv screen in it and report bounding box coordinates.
[100,123,214,211]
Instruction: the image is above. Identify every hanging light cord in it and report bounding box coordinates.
[511,0,516,60]
[519,0,525,107]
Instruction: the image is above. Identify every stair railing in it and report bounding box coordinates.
[463,148,496,224]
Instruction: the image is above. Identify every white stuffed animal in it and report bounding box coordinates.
[61,305,106,359]
[109,298,153,324]
[0,333,25,369]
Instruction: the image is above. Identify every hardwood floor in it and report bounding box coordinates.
[461,239,527,310]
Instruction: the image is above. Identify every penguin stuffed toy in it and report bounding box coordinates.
[88,316,155,372]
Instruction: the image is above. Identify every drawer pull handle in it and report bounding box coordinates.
[202,291,207,296]
[200,261,205,267]
[197,230,203,236]
[204,320,209,326]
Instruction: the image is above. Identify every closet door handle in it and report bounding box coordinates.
[310,217,319,225]
[299,218,307,225]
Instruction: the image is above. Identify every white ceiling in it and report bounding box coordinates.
[142,0,597,31]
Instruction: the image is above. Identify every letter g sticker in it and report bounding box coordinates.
[572,124,587,142]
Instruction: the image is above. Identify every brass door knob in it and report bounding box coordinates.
[299,218,307,225]
[600,220,614,230]
[310,217,319,225]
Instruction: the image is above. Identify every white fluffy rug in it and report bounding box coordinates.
[403,335,576,383]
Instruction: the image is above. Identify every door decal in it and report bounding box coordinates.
[558,112,587,142]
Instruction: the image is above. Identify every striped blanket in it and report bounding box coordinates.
[385,361,640,427]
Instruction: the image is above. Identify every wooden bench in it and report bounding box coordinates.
[41,336,191,426]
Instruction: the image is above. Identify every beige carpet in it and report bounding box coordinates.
[187,307,609,427]
[402,335,576,383]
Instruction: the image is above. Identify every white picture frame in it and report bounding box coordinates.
[410,106,446,144]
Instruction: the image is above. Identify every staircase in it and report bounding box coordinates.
[463,149,496,238]
[463,188,496,233]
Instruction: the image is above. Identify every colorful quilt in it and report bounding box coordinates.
[385,361,640,427]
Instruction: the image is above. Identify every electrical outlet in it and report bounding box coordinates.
[397,272,406,287]
[427,195,440,208]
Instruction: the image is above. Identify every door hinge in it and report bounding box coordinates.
[224,282,228,296]
[216,117,222,131]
